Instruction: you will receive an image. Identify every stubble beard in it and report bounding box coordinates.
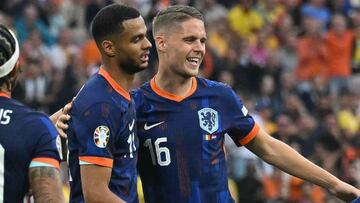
[121,59,147,75]
[170,63,197,80]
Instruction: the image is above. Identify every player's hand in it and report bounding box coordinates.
[329,181,360,202]
[55,102,72,138]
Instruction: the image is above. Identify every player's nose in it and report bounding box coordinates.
[143,37,152,49]
[193,40,205,55]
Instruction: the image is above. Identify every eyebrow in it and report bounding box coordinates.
[182,35,207,41]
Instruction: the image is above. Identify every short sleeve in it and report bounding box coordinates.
[222,87,260,146]
[25,115,61,169]
[70,102,121,168]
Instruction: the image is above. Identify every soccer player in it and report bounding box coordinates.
[55,5,360,203]
[64,4,151,203]
[0,25,64,202]
[129,5,360,203]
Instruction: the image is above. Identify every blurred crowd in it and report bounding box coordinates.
[1,0,360,202]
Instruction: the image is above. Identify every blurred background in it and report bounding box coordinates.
[1,0,360,202]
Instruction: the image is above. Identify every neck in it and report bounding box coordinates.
[155,63,193,97]
[102,62,134,91]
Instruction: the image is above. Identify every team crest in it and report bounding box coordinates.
[198,108,219,134]
[93,125,110,148]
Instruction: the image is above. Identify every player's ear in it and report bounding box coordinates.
[101,40,115,57]
[155,35,166,52]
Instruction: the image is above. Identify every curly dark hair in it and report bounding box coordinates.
[0,24,18,90]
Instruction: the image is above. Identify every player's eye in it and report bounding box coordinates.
[183,36,196,43]
[133,37,140,43]
[132,35,145,43]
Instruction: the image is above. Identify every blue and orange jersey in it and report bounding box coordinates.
[67,67,139,203]
[0,92,61,202]
[132,77,259,203]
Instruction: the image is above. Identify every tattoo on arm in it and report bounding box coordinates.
[29,167,65,203]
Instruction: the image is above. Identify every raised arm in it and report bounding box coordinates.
[80,165,126,203]
[29,166,65,203]
[245,128,360,202]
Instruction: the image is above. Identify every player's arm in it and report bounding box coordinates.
[245,128,360,202]
[29,166,64,203]
[74,102,127,203]
[80,165,126,203]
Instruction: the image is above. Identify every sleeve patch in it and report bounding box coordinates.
[93,125,110,148]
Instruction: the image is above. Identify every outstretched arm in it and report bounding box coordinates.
[29,166,65,203]
[245,128,360,202]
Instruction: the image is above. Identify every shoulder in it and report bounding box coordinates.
[17,111,58,142]
[9,99,51,124]
[131,81,151,95]
[3,98,29,112]
[24,111,55,128]
[196,77,233,93]
[73,75,126,114]
[76,74,105,98]
[197,77,244,104]
[130,81,151,106]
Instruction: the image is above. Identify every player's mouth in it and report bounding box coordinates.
[140,52,150,63]
[186,57,201,67]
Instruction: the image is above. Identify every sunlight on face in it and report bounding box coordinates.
[115,16,152,74]
[164,18,207,78]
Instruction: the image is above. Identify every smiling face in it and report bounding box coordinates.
[159,18,206,78]
[112,16,152,74]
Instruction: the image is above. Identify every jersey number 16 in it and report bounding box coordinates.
[144,138,171,166]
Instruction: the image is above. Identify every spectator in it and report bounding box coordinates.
[227,0,263,39]
[300,0,331,29]
[296,17,327,82]
[15,3,55,46]
[325,14,355,100]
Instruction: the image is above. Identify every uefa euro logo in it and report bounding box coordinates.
[198,107,218,134]
[93,125,110,148]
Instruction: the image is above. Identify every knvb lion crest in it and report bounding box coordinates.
[198,108,218,134]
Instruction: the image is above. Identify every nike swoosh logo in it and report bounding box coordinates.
[129,119,135,131]
[144,121,164,131]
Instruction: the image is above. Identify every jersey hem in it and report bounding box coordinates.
[31,157,60,169]
[79,156,113,168]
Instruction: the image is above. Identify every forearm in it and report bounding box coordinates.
[29,167,65,203]
[81,165,126,203]
[246,129,340,190]
[259,137,339,190]
[83,189,126,203]
[253,136,360,201]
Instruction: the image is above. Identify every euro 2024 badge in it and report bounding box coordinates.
[94,125,110,148]
[198,107,219,134]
